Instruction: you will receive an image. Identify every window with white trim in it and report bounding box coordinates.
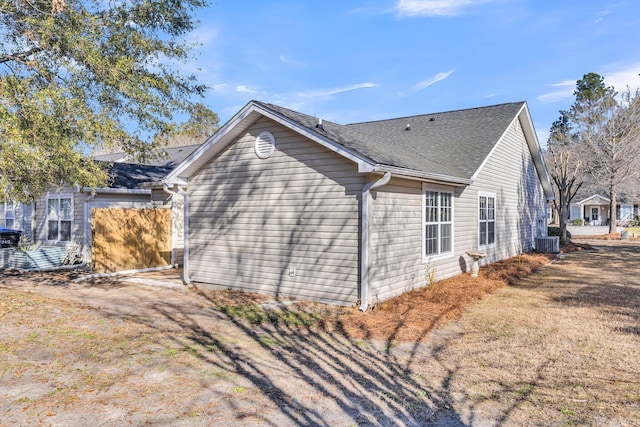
[0,201,15,229]
[423,189,453,258]
[47,196,73,241]
[479,193,496,247]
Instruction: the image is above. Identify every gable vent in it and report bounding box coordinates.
[254,131,275,159]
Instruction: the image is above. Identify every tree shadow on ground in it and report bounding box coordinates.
[103,288,468,426]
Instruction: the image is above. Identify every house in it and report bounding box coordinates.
[2,143,203,269]
[32,163,175,264]
[0,162,183,272]
[0,200,32,238]
[568,194,639,226]
[165,100,554,308]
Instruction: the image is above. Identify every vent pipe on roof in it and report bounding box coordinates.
[405,123,411,131]
[315,118,324,131]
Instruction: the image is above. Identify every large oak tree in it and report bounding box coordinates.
[0,0,208,201]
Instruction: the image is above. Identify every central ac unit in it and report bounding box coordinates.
[535,236,560,253]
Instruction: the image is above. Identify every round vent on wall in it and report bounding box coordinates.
[254,131,275,159]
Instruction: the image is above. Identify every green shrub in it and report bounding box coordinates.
[548,226,572,239]
[572,218,583,226]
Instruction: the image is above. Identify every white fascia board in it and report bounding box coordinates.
[165,102,259,184]
[165,177,188,187]
[374,165,471,186]
[517,103,555,201]
[470,102,555,201]
[165,101,377,183]
[81,187,151,195]
[576,194,611,205]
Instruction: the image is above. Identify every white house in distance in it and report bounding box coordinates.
[567,194,638,226]
[165,100,555,308]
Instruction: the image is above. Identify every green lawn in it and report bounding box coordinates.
[624,226,640,234]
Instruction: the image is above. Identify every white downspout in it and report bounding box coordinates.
[83,192,97,265]
[161,184,178,267]
[360,172,391,312]
[163,182,190,285]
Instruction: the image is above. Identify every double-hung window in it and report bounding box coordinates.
[0,201,15,229]
[423,188,453,258]
[47,196,73,242]
[479,193,496,247]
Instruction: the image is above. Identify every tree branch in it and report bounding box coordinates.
[0,48,43,65]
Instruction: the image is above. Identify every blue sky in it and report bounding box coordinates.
[186,0,640,144]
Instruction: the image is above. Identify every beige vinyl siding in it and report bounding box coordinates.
[460,117,546,264]
[12,203,33,240]
[369,118,546,301]
[34,188,84,246]
[188,117,364,306]
[368,178,422,302]
[369,179,465,302]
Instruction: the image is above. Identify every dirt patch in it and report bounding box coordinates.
[1,240,638,426]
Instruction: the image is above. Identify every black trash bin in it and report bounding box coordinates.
[0,228,23,248]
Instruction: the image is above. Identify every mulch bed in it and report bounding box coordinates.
[323,252,560,342]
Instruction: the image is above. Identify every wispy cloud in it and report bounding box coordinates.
[236,85,257,94]
[595,9,610,24]
[537,65,640,105]
[279,55,307,67]
[188,27,220,46]
[399,70,454,97]
[296,83,377,99]
[537,80,575,104]
[414,70,454,92]
[394,0,493,17]
[605,64,640,92]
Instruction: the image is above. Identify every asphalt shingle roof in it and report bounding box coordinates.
[255,101,525,180]
[93,144,201,168]
[103,162,174,189]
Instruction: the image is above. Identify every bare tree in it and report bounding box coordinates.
[545,113,584,243]
[577,87,640,233]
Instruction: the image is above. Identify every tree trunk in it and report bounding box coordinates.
[609,186,617,234]
[557,185,568,245]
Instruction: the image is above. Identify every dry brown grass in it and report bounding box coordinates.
[573,232,640,240]
[2,240,638,426]
[437,242,640,425]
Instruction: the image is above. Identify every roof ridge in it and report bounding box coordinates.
[254,100,392,146]
[346,101,525,126]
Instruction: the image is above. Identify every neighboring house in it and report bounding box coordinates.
[31,163,175,264]
[0,200,32,237]
[3,143,201,270]
[568,194,639,226]
[165,100,554,308]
